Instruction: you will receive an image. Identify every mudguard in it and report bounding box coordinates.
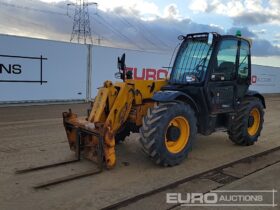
[246,90,266,108]
[152,90,199,113]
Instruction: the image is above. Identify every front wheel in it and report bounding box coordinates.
[228,97,264,146]
[139,102,197,166]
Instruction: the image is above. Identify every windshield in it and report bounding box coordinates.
[170,38,213,84]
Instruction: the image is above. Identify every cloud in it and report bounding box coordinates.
[210,23,224,31]
[189,0,280,25]
[227,27,280,56]
[232,12,278,26]
[274,33,280,39]
[273,33,280,44]
[252,29,267,34]
[163,4,180,19]
[0,0,72,39]
[189,0,208,13]
[0,0,279,57]
[95,0,161,18]
[91,9,224,50]
[252,38,280,56]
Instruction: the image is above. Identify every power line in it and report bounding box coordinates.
[113,13,165,50]
[90,14,130,47]
[96,35,103,45]
[0,2,66,16]
[92,13,144,50]
[130,14,171,49]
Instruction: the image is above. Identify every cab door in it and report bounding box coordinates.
[207,38,238,113]
[236,40,250,98]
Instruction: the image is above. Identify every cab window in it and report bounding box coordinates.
[238,40,249,78]
[212,39,238,81]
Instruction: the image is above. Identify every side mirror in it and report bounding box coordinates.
[116,53,131,81]
[208,33,213,45]
[118,53,126,71]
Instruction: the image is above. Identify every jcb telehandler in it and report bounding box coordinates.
[63,32,265,169]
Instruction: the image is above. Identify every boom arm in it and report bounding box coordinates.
[63,79,167,168]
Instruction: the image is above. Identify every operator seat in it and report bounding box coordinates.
[217,61,235,80]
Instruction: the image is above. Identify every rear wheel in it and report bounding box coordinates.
[139,102,197,166]
[228,97,264,146]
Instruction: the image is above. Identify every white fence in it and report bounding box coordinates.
[0,34,279,104]
[91,46,170,96]
[0,34,87,103]
[250,65,280,94]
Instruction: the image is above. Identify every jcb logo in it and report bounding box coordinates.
[126,67,168,80]
[0,63,22,74]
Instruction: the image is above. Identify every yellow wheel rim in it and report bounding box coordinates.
[165,116,190,154]
[247,107,260,136]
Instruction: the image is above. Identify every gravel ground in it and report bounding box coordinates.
[0,95,279,210]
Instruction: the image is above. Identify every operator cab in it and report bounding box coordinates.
[157,32,253,134]
[165,32,252,108]
[169,32,251,88]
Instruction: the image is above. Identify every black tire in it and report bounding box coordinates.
[115,125,130,144]
[228,97,264,146]
[139,102,197,166]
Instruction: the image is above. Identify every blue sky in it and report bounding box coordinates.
[0,0,280,66]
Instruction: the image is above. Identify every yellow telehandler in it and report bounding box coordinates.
[63,32,265,169]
